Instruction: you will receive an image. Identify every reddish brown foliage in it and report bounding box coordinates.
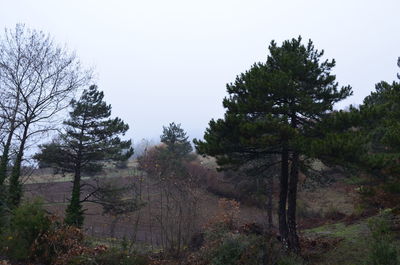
[300,235,343,259]
[31,216,107,265]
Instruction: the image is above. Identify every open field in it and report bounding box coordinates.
[23,166,267,245]
[22,163,356,244]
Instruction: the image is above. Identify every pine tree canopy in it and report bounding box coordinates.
[161,122,193,158]
[195,36,352,169]
[35,85,133,174]
[359,80,400,176]
[310,76,400,178]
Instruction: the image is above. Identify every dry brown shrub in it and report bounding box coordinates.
[300,236,343,259]
[31,216,107,265]
[206,198,240,230]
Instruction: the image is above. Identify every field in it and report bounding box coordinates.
[23,163,266,246]
[20,161,400,264]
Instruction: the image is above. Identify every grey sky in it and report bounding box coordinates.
[1,0,399,144]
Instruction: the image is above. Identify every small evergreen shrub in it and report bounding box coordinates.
[210,234,248,265]
[277,254,305,265]
[90,249,149,265]
[324,204,345,221]
[296,199,322,220]
[0,199,110,265]
[367,213,398,265]
[383,181,400,194]
[185,199,284,265]
[0,199,50,260]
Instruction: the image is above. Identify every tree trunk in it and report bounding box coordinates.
[278,144,289,249]
[0,136,12,223]
[8,122,29,208]
[65,166,83,227]
[0,90,21,186]
[288,151,300,253]
[0,135,13,186]
[65,119,86,227]
[266,174,274,232]
[287,113,300,253]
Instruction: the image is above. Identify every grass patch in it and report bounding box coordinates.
[304,220,371,265]
[341,175,369,186]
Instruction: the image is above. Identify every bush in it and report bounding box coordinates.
[185,199,283,265]
[0,199,50,260]
[324,204,345,221]
[383,181,400,194]
[210,234,248,265]
[32,220,94,265]
[92,249,149,265]
[296,199,322,220]
[367,213,398,265]
[358,185,376,197]
[277,254,305,265]
[369,240,398,265]
[187,232,277,265]
[0,199,110,265]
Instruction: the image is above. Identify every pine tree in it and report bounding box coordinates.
[161,122,193,158]
[195,37,351,252]
[360,80,400,182]
[35,85,133,227]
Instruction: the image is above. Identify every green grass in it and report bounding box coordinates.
[304,220,371,265]
[341,175,370,186]
[303,214,400,265]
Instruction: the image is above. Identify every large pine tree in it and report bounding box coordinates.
[195,37,351,252]
[35,85,133,227]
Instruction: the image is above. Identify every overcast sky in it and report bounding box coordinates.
[1,0,399,144]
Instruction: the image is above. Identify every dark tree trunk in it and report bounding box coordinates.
[0,135,12,218]
[0,91,21,186]
[8,122,29,208]
[278,144,289,249]
[0,135,13,186]
[288,151,300,253]
[266,174,274,232]
[65,118,86,227]
[65,165,84,227]
[287,114,300,253]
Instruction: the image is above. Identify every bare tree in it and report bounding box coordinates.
[0,24,91,207]
[138,145,201,257]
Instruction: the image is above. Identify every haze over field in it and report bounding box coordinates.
[1,0,399,142]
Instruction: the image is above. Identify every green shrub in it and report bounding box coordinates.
[383,181,400,194]
[324,204,345,221]
[358,185,376,197]
[210,234,248,265]
[200,233,278,265]
[367,213,398,265]
[0,199,50,260]
[296,199,322,219]
[92,249,149,265]
[277,254,305,265]
[10,198,50,243]
[369,240,398,265]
